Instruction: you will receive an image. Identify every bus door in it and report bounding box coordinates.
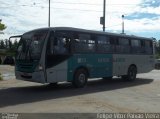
[45,31,71,83]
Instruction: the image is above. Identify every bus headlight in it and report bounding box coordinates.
[38,65,43,70]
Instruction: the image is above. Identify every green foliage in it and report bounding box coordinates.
[155,39,160,59]
[0,39,18,56]
[0,22,6,31]
[0,40,5,49]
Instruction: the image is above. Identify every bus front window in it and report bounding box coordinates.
[16,30,48,60]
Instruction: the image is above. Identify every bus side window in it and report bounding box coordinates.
[118,38,130,54]
[54,33,71,55]
[96,35,111,53]
[131,39,141,54]
[145,40,152,54]
[140,40,145,53]
[73,33,94,53]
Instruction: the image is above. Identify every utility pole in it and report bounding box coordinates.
[122,15,124,34]
[48,0,50,27]
[100,0,106,31]
[103,0,106,32]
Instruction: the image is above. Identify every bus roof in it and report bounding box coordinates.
[26,27,154,41]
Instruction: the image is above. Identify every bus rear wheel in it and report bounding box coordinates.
[122,66,137,81]
[72,69,88,88]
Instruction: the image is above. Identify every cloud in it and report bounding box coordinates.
[126,13,158,19]
[0,0,159,40]
[142,0,160,7]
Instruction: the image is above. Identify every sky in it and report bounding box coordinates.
[0,0,160,40]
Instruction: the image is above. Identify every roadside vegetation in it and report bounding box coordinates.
[152,39,160,59]
[0,39,18,56]
[0,39,18,65]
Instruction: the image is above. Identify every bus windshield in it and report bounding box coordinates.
[16,30,48,60]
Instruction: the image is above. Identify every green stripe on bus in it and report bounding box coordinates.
[67,54,112,81]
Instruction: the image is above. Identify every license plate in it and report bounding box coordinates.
[22,72,30,76]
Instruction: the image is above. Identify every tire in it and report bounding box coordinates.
[103,76,113,80]
[121,75,128,80]
[72,69,88,88]
[123,66,137,81]
[48,82,58,87]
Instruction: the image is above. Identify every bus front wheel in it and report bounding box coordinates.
[72,69,88,88]
[48,82,58,87]
[103,76,113,80]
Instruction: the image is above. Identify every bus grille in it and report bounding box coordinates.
[16,61,37,73]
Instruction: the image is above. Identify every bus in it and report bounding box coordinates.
[12,27,155,88]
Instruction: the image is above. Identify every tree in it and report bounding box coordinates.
[5,39,9,49]
[0,20,7,31]
[12,39,18,51]
[154,39,160,59]
[0,40,5,49]
[9,39,12,50]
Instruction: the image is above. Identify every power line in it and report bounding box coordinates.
[52,2,141,6]
[0,4,103,13]
[51,7,102,12]
[0,1,142,8]
[51,1,102,6]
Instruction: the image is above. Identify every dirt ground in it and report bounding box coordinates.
[0,65,160,113]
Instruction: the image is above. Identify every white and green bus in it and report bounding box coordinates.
[13,27,155,87]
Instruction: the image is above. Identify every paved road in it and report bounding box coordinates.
[0,66,160,113]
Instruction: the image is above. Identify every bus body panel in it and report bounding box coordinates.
[112,54,154,76]
[15,60,46,83]
[15,71,46,83]
[15,54,154,83]
[46,61,68,83]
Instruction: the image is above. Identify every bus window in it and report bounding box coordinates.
[96,35,112,53]
[88,39,95,52]
[97,36,110,44]
[131,39,141,54]
[54,32,71,54]
[141,40,145,47]
[117,38,130,54]
[119,38,129,45]
[145,40,150,47]
[145,40,153,54]
[140,40,145,53]
[131,39,140,47]
[79,34,89,43]
[73,33,95,53]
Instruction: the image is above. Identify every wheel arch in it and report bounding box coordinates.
[129,64,137,73]
[73,66,89,78]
